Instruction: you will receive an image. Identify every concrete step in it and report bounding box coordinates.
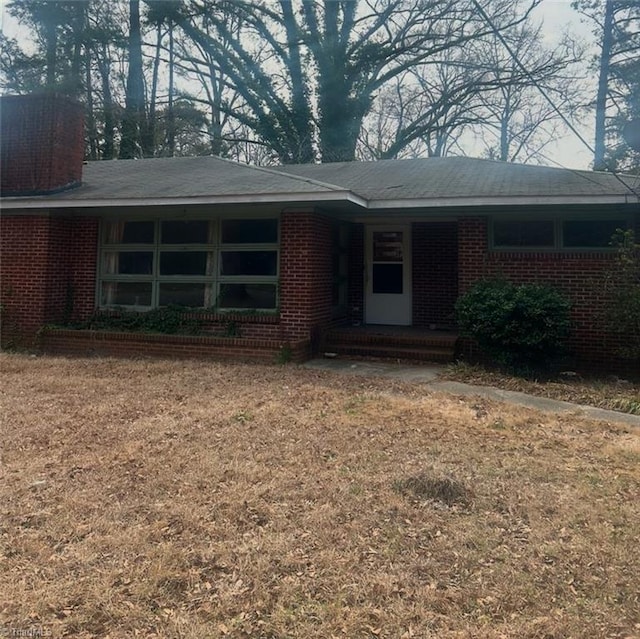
[325,329,458,350]
[321,343,455,363]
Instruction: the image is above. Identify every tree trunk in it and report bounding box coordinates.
[97,48,116,160]
[167,21,176,157]
[594,0,615,171]
[44,18,57,88]
[85,47,98,160]
[146,22,163,157]
[119,0,147,159]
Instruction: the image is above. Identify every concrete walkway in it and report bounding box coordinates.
[303,358,640,428]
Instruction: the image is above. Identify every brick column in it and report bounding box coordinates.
[347,223,364,325]
[412,221,458,327]
[279,211,333,348]
[1,215,55,344]
[70,217,99,320]
[458,216,489,293]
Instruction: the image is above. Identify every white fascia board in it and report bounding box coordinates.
[367,194,640,209]
[0,190,369,210]
[4,191,637,212]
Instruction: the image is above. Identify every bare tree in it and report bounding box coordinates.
[574,0,640,171]
[171,0,542,163]
[358,15,583,164]
[359,54,500,160]
[473,21,585,163]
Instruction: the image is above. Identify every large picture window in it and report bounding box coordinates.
[99,218,279,310]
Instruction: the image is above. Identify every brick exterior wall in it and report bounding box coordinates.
[4,208,636,369]
[2,210,337,356]
[457,215,639,365]
[1,94,84,196]
[279,211,333,350]
[347,223,365,324]
[412,221,458,328]
[0,214,98,346]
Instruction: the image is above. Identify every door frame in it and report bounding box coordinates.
[364,224,412,325]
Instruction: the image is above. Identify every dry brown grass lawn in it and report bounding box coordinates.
[1,353,639,639]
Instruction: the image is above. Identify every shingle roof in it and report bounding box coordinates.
[62,156,344,198]
[2,154,639,209]
[274,156,640,202]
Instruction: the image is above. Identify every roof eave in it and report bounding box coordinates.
[2,191,637,212]
[366,194,640,209]
[0,190,369,210]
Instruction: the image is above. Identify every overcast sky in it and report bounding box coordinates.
[533,0,597,170]
[0,0,600,170]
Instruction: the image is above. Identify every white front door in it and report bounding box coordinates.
[365,225,412,325]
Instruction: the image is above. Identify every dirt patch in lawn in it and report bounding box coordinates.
[442,362,640,415]
[1,353,639,638]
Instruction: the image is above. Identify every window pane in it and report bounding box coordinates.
[373,264,403,294]
[221,219,278,244]
[218,283,277,309]
[101,281,152,307]
[161,220,211,244]
[373,231,403,262]
[493,220,554,247]
[220,251,277,276]
[160,251,212,275]
[159,283,207,307]
[102,251,153,275]
[563,220,625,248]
[104,220,154,244]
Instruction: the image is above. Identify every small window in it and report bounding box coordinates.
[159,251,213,276]
[100,281,152,307]
[218,283,277,309]
[159,283,209,307]
[493,220,555,247]
[373,264,403,294]
[102,251,153,275]
[562,220,626,248]
[104,220,154,244]
[221,219,278,244]
[220,251,278,276]
[161,220,211,244]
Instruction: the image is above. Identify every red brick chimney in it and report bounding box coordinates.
[0,93,84,196]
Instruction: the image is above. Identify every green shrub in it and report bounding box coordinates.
[455,279,571,370]
[78,306,204,335]
[603,230,640,360]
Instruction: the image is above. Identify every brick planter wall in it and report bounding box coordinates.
[40,329,310,363]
